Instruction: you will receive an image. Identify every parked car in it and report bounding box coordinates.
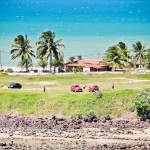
[89,85,99,92]
[8,83,22,89]
[70,84,83,92]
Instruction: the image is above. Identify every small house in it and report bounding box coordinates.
[65,56,110,72]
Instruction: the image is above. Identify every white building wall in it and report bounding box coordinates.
[83,67,90,73]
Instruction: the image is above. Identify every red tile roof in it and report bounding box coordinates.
[65,59,108,68]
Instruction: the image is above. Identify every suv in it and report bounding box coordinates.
[89,85,99,92]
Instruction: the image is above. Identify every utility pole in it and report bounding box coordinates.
[97,53,100,60]
[0,50,2,69]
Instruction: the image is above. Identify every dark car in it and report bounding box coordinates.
[70,84,83,92]
[8,83,22,89]
[89,85,99,92]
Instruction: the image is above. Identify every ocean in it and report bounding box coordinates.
[0,0,150,67]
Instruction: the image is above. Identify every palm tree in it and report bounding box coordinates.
[68,56,76,63]
[132,41,147,68]
[104,45,124,70]
[117,42,133,68]
[17,59,33,70]
[36,31,64,72]
[51,58,64,73]
[145,48,150,69]
[11,35,35,72]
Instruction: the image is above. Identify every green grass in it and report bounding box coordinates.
[0,73,149,117]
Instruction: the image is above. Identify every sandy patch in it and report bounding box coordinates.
[110,77,150,83]
[27,81,58,85]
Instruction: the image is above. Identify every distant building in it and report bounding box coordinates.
[65,56,111,72]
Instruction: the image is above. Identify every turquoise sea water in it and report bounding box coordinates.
[0,0,150,67]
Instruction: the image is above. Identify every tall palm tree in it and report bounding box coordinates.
[11,35,35,72]
[145,48,150,69]
[36,31,64,72]
[104,46,124,70]
[132,41,147,68]
[117,42,133,68]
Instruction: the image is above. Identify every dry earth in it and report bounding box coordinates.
[0,115,149,150]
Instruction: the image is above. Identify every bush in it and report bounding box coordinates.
[133,89,150,119]
[84,110,97,122]
[72,66,83,74]
[7,68,13,73]
[93,90,103,99]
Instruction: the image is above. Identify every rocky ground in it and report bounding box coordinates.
[0,115,150,150]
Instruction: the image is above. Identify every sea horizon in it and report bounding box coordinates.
[0,0,150,67]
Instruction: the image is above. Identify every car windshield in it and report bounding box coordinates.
[75,85,79,87]
[10,83,16,86]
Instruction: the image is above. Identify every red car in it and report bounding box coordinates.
[70,84,83,92]
[89,85,99,92]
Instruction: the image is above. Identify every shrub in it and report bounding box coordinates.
[133,89,150,119]
[7,68,13,73]
[72,66,83,74]
[93,90,103,99]
[84,110,97,122]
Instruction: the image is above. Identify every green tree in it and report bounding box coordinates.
[11,35,35,72]
[72,66,83,73]
[145,49,150,69]
[36,31,64,72]
[104,45,124,70]
[51,58,64,73]
[117,42,133,68]
[68,56,76,62]
[132,41,147,68]
[17,59,33,70]
[37,58,48,71]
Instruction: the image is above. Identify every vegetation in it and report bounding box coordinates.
[36,31,64,72]
[104,41,150,70]
[9,30,150,72]
[37,58,48,71]
[133,89,150,119]
[51,58,64,73]
[11,35,35,72]
[72,66,83,73]
[68,56,76,62]
[104,45,123,70]
[144,48,150,69]
[0,74,149,117]
[7,32,150,118]
[132,41,147,68]
[6,68,13,73]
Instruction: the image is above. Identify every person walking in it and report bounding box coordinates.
[43,86,46,93]
[112,83,114,90]
[83,83,86,90]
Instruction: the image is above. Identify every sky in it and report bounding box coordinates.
[0,0,150,66]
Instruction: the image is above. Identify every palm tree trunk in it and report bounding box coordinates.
[25,60,28,72]
[139,55,141,69]
[50,51,52,73]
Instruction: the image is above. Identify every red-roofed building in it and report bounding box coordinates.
[65,56,111,72]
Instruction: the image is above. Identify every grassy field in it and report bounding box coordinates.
[0,73,150,118]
